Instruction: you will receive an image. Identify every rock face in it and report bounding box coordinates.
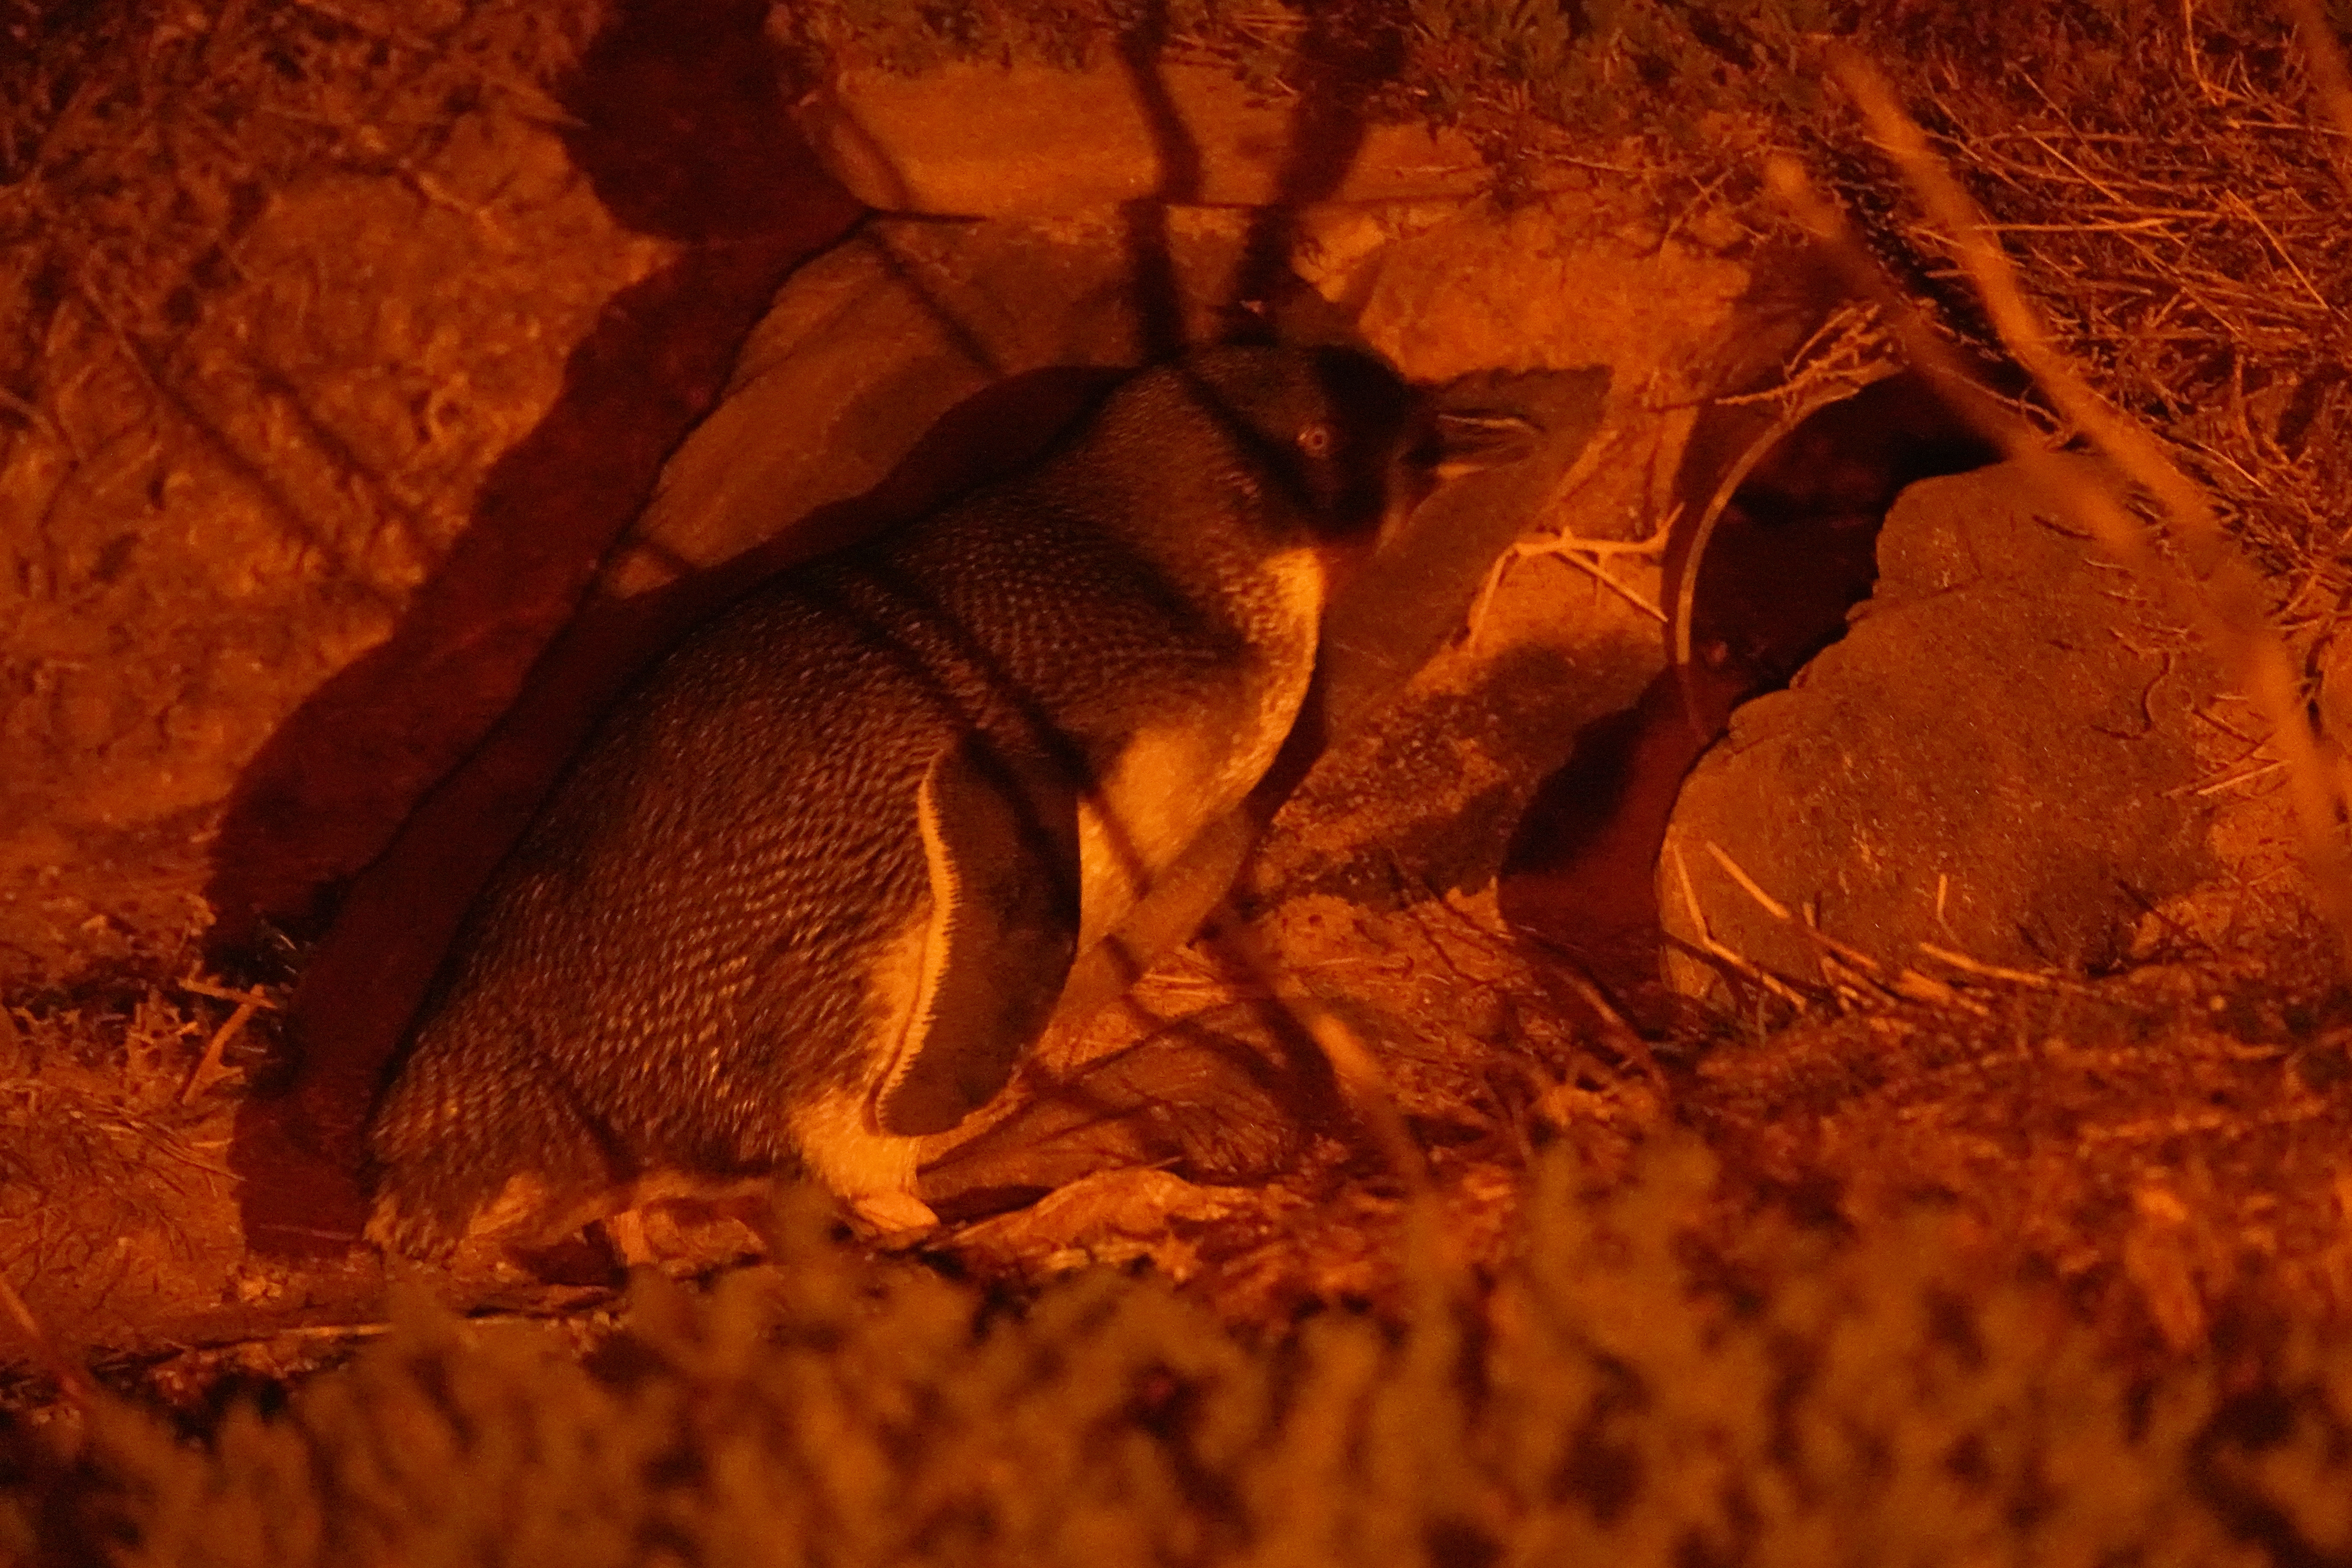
[793,62,1495,216]
[0,0,860,992]
[0,99,667,988]
[1660,459,2226,994]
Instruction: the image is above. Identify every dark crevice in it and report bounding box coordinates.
[1499,371,2000,1008]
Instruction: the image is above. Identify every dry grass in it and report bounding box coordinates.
[0,977,261,1213]
[1816,6,2352,614]
[0,0,594,439]
[0,971,286,1412]
[1688,957,2352,1352]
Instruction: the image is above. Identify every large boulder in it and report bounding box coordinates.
[793,60,1502,216]
[1660,458,2234,995]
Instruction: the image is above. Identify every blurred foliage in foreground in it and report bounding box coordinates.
[10,1142,2352,1567]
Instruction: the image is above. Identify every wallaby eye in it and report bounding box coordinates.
[1297,423,1333,457]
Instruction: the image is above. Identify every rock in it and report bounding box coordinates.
[919,1017,1332,1220]
[793,61,1494,216]
[611,211,1264,591]
[1660,457,2226,995]
[1,0,858,992]
[939,1168,1253,1284]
